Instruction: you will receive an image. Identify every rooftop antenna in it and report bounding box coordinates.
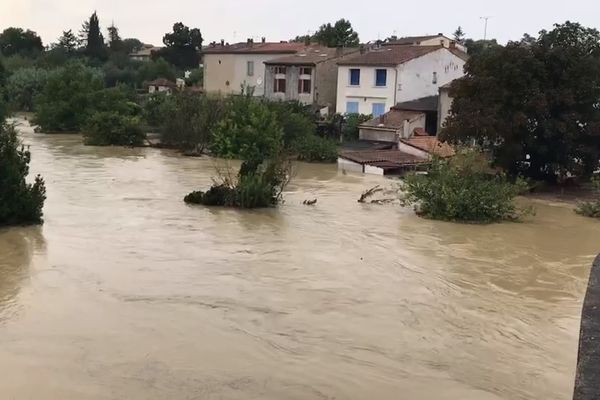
[480,16,492,41]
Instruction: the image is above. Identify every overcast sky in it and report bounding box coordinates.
[1,0,599,47]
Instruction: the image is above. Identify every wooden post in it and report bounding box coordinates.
[574,254,600,400]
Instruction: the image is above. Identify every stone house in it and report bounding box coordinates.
[263,47,358,111]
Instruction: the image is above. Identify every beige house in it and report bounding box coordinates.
[263,46,358,110]
[129,44,162,62]
[202,39,306,96]
[387,33,467,53]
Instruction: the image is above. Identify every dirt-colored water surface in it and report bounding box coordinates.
[1,119,599,399]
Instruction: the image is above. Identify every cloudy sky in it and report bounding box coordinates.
[1,0,598,46]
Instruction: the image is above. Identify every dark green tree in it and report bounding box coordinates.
[107,23,122,52]
[463,38,500,57]
[85,12,106,60]
[57,29,78,53]
[153,22,202,69]
[443,21,600,182]
[0,117,46,226]
[0,27,44,57]
[453,26,465,43]
[137,57,177,84]
[312,19,359,48]
[122,38,143,54]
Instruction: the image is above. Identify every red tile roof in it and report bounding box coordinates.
[340,149,426,165]
[203,42,306,55]
[337,45,442,66]
[265,46,359,65]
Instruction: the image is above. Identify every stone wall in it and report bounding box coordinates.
[573,253,600,400]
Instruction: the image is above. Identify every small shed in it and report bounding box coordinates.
[145,78,177,94]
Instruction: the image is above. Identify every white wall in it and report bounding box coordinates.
[336,66,396,115]
[204,53,291,96]
[337,157,364,174]
[398,142,430,159]
[396,48,465,103]
[438,87,453,131]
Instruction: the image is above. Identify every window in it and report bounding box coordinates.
[247,61,254,76]
[372,103,386,117]
[432,72,438,84]
[275,66,286,75]
[346,101,359,114]
[349,69,360,86]
[299,67,312,76]
[298,78,311,94]
[375,69,387,87]
[274,78,286,93]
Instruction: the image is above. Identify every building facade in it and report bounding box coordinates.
[263,47,358,110]
[336,46,467,116]
[202,40,306,97]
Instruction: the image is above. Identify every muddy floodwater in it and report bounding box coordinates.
[1,118,599,400]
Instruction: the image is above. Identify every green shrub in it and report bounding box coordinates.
[184,158,290,209]
[0,121,46,226]
[401,150,529,223]
[294,134,338,163]
[160,92,226,153]
[342,113,371,141]
[83,111,145,146]
[576,177,600,218]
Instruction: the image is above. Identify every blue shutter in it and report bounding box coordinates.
[372,103,386,117]
[346,102,359,114]
[375,69,387,87]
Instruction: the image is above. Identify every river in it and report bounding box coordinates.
[1,118,599,400]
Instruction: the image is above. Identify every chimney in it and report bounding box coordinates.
[360,44,366,55]
[402,119,411,139]
[438,32,444,36]
[220,39,224,46]
[261,37,266,44]
[247,38,254,46]
[449,41,456,49]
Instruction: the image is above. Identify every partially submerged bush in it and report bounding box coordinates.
[576,177,600,218]
[0,121,46,226]
[342,113,372,141]
[184,157,291,209]
[401,150,529,223]
[294,134,338,163]
[83,111,145,146]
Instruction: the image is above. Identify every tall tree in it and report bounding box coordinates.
[453,26,465,43]
[57,29,78,53]
[122,38,143,54]
[85,12,106,60]
[153,22,202,69]
[442,21,600,182]
[463,38,500,57]
[312,19,359,47]
[0,27,44,57]
[107,23,123,52]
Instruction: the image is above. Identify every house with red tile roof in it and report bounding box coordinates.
[336,44,467,116]
[202,39,307,97]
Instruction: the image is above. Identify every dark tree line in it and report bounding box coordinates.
[443,21,600,183]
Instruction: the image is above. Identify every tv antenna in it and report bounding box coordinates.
[480,16,492,40]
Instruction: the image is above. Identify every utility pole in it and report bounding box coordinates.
[480,16,492,41]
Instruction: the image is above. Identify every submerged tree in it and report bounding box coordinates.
[443,21,600,183]
[0,118,46,226]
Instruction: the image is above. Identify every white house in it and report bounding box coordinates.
[336,45,467,116]
[202,39,306,97]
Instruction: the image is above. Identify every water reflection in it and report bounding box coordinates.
[0,227,45,320]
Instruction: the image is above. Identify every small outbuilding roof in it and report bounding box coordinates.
[145,78,176,87]
[337,45,443,66]
[265,46,358,66]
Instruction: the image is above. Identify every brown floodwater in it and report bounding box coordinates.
[1,118,599,400]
